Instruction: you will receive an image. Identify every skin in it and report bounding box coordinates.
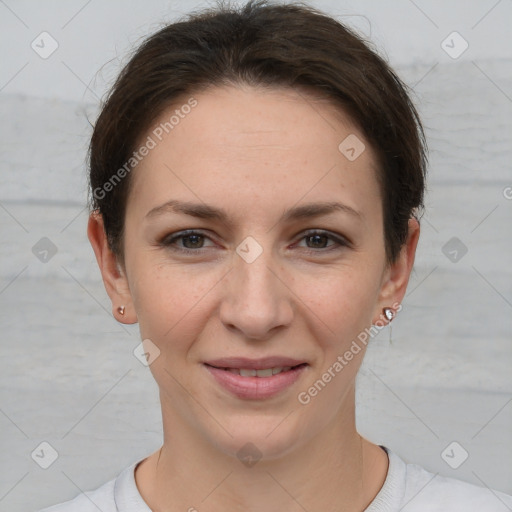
[88,84,420,512]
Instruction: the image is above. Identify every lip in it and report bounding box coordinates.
[204,356,307,370]
[204,360,308,400]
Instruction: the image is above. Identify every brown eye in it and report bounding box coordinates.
[161,230,215,253]
[180,234,205,249]
[296,230,349,252]
[305,233,330,249]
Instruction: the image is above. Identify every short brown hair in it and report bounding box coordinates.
[88,0,427,265]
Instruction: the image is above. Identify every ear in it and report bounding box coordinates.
[87,211,137,324]
[372,217,420,324]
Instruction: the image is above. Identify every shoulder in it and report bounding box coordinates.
[37,479,116,512]
[36,458,149,512]
[399,454,512,511]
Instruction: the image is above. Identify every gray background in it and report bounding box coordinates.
[0,1,511,510]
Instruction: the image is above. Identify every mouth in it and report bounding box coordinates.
[205,363,307,377]
[203,358,309,400]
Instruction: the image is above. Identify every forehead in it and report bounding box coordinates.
[127,84,381,226]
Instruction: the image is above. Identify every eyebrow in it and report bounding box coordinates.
[145,199,363,223]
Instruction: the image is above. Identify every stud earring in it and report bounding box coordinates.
[383,307,394,322]
[383,307,395,345]
[117,306,125,316]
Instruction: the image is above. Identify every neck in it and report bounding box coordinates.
[135,390,388,512]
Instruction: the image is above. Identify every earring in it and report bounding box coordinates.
[117,306,125,316]
[383,307,394,345]
[383,307,394,322]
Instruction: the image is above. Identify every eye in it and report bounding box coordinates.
[160,230,216,254]
[295,230,349,252]
[159,228,350,256]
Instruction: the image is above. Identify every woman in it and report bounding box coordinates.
[40,0,512,510]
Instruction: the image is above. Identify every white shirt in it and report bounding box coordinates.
[38,446,512,511]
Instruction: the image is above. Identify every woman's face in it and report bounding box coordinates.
[92,84,417,460]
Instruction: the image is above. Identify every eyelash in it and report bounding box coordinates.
[160,229,349,255]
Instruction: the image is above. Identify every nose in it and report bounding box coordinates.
[219,242,293,341]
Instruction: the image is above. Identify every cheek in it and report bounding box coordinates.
[129,258,225,343]
[301,264,380,343]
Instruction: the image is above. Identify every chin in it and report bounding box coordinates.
[203,412,310,464]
